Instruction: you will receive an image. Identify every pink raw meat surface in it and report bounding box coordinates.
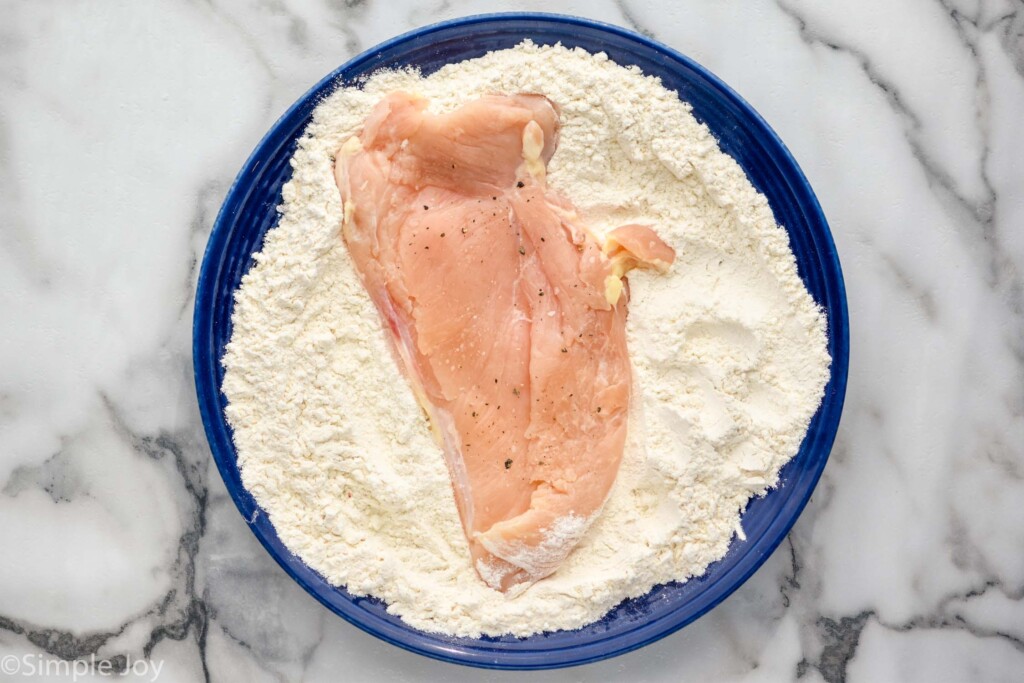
[334,91,674,592]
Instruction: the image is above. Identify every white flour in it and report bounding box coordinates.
[222,42,830,638]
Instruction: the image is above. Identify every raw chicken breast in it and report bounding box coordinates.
[334,92,674,593]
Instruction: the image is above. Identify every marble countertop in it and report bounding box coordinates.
[2,1,1022,681]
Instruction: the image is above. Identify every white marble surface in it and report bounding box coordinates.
[1,0,1022,681]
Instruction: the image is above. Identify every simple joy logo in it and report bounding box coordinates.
[0,653,165,681]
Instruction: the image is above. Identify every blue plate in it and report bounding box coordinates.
[193,13,849,670]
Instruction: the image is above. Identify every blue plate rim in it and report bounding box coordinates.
[193,11,849,671]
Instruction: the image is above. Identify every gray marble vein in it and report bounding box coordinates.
[1,1,1022,682]
[614,0,657,39]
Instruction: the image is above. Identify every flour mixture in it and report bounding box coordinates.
[222,42,830,637]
